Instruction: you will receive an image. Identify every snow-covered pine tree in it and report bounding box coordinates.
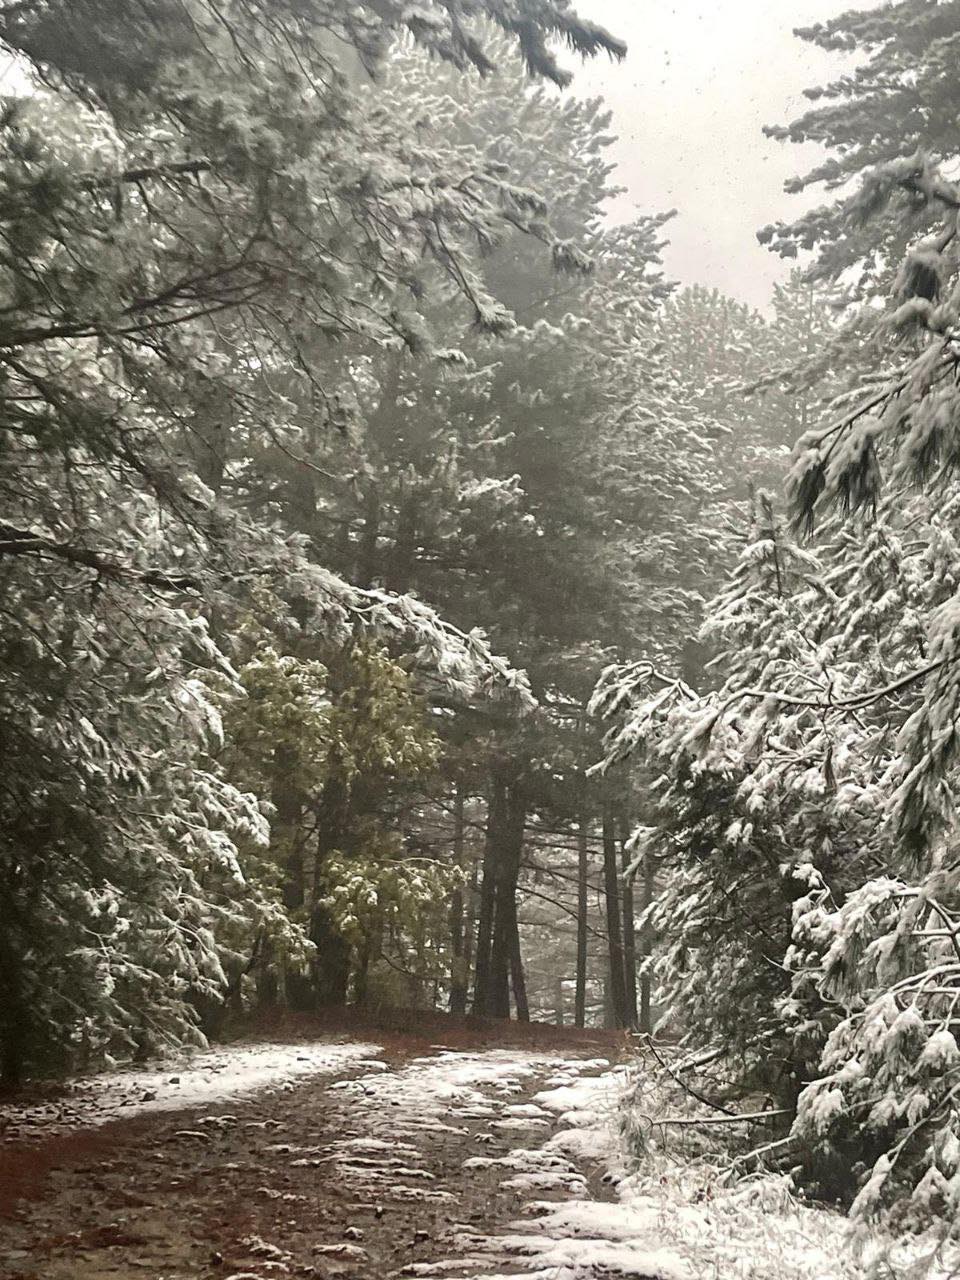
[0,0,620,1080]
[593,0,960,1235]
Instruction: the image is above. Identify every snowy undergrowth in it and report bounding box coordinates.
[0,1039,381,1141]
[435,1058,960,1280]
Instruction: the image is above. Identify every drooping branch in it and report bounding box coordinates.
[0,523,201,591]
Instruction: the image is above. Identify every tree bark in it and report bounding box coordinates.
[0,920,27,1089]
[471,775,504,1016]
[602,804,628,1029]
[388,483,418,592]
[639,844,656,1033]
[620,815,638,1029]
[508,894,529,1022]
[357,479,381,588]
[312,908,351,1006]
[463,846,478,1005]
[488,781,525,1019]
[311,778,351,1008]
[448,784,469,1015]
[575,814,589,1028]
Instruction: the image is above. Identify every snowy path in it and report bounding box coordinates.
[0,1034,685,1280]
[0,1041,382,1142]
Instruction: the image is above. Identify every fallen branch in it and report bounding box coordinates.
[722,1134,798,1181]
[654,1109,791,1127]
[638,1036,738,1118]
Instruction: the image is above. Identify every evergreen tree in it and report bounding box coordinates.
[0,0,621,1080]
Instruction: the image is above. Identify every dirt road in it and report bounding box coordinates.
[0,1026,634,1280]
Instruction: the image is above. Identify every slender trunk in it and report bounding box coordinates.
[353,935,374,1007]
[575,815,589,1028]
[602,804,628,1029]
[274,745,304,912]
[488,778,525,1019]
[603,974,615,1030]
[357,480,380,588]
[0,921,26,1089]
[312,909,351,1006]
[639,845,656,1034]
[388,484,418,592]
[255,935,280,1008]
[554,973,565,1027]
[463,848,478,1005]
[508,895,529,1022]
[312,778,351,1007]
[472,776,504,1016]
[191,379,229,497]
[620,816,638,1029]
[448,785,469,1015]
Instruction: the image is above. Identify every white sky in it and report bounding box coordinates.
[569,0,869,309]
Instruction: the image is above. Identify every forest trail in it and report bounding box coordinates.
[0,1026,671,1280]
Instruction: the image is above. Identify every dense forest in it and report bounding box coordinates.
[5,0,960,1261]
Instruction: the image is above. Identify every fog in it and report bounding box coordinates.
[573,0,868,307]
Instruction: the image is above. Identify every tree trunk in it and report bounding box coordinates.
[463,846,478,1007]
[357,479,381,588]
[508,895,529,1022]
[448,785,469,1015]
[255,935,280,1008]
[190,376,229,497]
[388,483,419,592]
[312,907,351,1006]
[575,815,589,1028]
[0,921,27,1089]
[639,844,656,1033]
[620,815,638,1029]
[602,804,628,1029]
[274,746,304,912]
[472,775,505,1016]
[488,781,525,1019]
[353,937,373,1007]
[311,778,351,1008]
[554,973,565,1026]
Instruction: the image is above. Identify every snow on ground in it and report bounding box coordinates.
[0,1039,381,1141]
[440,1058,960,1280]
[330,1048,574,1140]
[432,1058,867,1280]
[320,1049,614,1210]
[13,1038,948,1279]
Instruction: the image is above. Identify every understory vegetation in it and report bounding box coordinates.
[6,0,960,1258]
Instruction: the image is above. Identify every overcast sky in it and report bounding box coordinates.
[569,0,868,309]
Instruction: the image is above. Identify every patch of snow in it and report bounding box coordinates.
[500,1170,587,1193]
[0,1040,382,1139]
[383,1185,457,1203]
[394,1260,488,1277]
[532,1069,627,1117]
[504,1103,550,1118]
[544,1125,617,1163]
[453,1230,687,1280]
[329,1050,564,1143]
[491,1117,549,1131]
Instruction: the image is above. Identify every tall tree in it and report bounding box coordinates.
[0,0,622,1079]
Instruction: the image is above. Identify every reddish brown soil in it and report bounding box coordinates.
[0,1012,625,1280]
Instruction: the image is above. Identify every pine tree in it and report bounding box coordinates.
[0,0,621,1078]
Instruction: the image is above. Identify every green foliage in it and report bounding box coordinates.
[217,638,442,1000]
[0,0,618,1079]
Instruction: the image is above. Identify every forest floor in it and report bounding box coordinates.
[0,1015,673,1280]
[3,1014,933,1280]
